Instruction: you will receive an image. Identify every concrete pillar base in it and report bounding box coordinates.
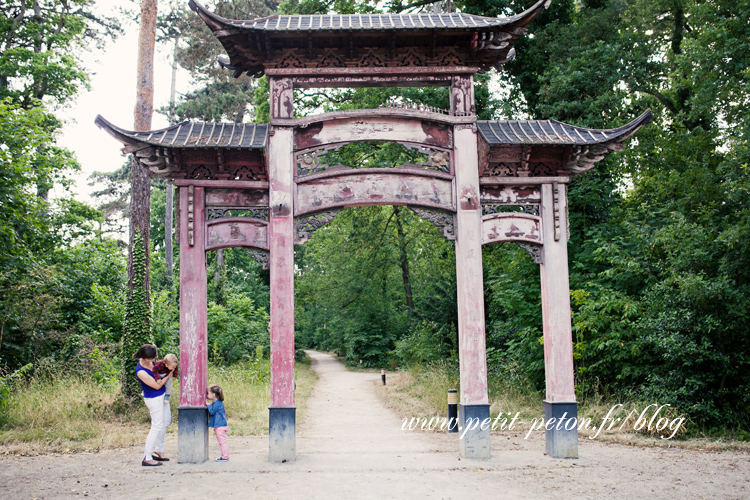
[458,404,491,459]
[269,406,296,462]
[544,401,578,458]
[178,406,209,464]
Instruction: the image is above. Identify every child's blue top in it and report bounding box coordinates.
[207,400,228,427]
[135,362,165,398]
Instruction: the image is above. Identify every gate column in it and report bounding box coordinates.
[539,182,578,458]
[177,185,209,463]
[454,123,491,459]
[268,76,296,462]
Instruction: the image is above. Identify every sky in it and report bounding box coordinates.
[58,19,184,203]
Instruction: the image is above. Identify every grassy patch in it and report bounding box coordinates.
[0,358,318,455]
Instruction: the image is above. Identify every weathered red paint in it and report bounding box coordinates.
[453,125,489,406]
[295,169,455,216]
[204,188,269,207]
[480,185,541,204]
[482,213,541,245]
[268,127,296,408]
[293,116,453,150]
[539,183,576,403]
[174,179,268,189]
[179,186,208,407]
[205,218,269,251]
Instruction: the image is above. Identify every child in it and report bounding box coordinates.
[149,353,178,462]
[206,384,229,462]
[152,354,179,402]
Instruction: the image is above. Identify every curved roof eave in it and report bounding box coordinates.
[477,109,653,146]
[188,0,550,33]
[95,115,269,152]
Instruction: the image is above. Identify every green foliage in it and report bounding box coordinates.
[120,230,153,401]
[207,293,270,364]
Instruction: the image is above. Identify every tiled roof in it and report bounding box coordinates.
[189,0,550,33]
[477,110,653,146]
[94,116,268,150]
[216,13,516,31]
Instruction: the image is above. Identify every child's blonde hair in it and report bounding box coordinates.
[164,353,178,364]
[208,385,224,402]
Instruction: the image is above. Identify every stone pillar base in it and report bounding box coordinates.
[544,401,578,458]
[269,406,296,462]
[178,406,208,464]
[458,404,491,459]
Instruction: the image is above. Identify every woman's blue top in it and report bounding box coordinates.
[207,400,228,427]
[135,362,165,398]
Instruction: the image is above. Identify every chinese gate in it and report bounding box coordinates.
[97,0,651,463]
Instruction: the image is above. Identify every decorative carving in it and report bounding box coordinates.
[484,162,519,176]
[357,48,387,67]
[206,208,269,220]
[482,204,539,217]
[408,207,455,240]
[247,249,269,270]
[395,47,426,67]
[293,74,452,88]
[379,101,450,115]
[434,47,463,66]
[187,164,214,180]
[271,77,294,119]
[530,162,556,176]
[230,164,262,181]
[296,145,345,176]
[295,208,343,244]
[516,242,542,264]
[296,143,451,175]
[318,49,346,68]
[451,76,474,116]
[188,185,195,246]
[275,49,306,69]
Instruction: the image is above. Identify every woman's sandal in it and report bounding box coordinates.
[153,456,170,461]
[142,460,163,467]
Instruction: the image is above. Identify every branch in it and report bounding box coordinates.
[629,83,675,113]
[392,0,439,13]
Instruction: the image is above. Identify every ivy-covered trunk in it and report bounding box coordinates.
[121,229,153,401]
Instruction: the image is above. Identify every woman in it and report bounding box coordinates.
[134,344,174,467]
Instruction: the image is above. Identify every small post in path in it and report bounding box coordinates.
[447,390,458,433]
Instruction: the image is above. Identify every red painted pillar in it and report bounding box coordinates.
[267,79,296,461]
[177,185,209,463]
[539,182,578,458]
[453,122,490,459]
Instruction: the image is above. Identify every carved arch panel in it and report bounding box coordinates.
[205,218,269,252]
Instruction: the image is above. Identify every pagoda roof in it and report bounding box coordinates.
[188,0,551,77]
[95,116,268,152]
[96,109,650,179]
[189,2,548,33]
[478,110,653,146]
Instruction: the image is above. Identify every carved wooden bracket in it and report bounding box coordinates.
[294,208,343,244]
[516,242,542,264]
[247,249,269,270]
[408,207,455,240]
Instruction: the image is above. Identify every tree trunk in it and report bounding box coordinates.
[393,206,414,312]
[128,0,157,318]
[165,35,178,283]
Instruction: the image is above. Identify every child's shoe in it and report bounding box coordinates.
[216,457,229,462]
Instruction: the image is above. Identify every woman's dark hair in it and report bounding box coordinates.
[133,344,158,360]
[208,385,224,402]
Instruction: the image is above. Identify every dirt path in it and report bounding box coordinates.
[1,350,748,499]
